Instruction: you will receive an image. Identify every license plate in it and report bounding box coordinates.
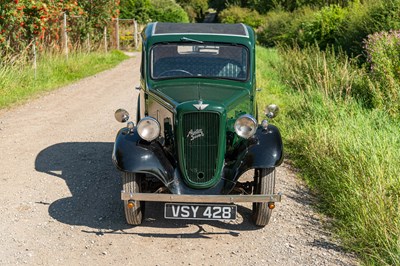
[164,203,237,221]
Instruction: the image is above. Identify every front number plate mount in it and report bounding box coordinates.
[164,203,237,221]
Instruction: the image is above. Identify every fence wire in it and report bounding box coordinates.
[1,13,142,79]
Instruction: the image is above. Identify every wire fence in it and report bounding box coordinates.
[2,13,142,79]
[48,14,142,55]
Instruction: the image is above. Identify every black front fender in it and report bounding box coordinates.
[247,124,283,168]
[112,128,175,186]
[233,125,283,180]
[112,128,230,194]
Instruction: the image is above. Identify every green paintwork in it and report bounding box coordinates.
[141,23,257,189]
[179,111,225,188]
[153,81,250,106]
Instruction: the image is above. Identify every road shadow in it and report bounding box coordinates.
[35,142,129,230]
[35,142,261,236]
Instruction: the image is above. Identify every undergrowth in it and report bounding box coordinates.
[256,46,400,265]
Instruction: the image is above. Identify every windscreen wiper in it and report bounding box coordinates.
[180,37,204,44]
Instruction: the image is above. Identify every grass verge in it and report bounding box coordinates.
[256,46,400,265]
[0,50,129,109]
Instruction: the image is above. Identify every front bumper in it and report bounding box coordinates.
[121,192,282,203]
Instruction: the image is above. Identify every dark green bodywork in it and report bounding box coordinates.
[142,23,256,189]
[113,22,283,192]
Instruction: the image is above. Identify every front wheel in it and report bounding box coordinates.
[122,172,144,225]
[252,168,276,227]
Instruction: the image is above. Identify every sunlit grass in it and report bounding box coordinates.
[0,50,129,109]
[256,45,400,265]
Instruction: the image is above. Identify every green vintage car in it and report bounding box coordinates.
[113,22,283,227]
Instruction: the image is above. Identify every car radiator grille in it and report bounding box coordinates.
[181,112,220,185]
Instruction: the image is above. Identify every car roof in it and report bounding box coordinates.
[142,22,255,49]
[152,22,249,38]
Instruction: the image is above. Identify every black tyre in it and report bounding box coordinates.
[252,168,276,227]
[122,172,144,225]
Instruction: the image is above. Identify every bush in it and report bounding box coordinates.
[259,4,349,48]
[363,30,400,116]
[257,9,292,47]
[150,0,189,22]
[277,44,371,103]
[258,0,400,59]
[257,46,400,265]
[338,0,400,57]
[283,92,400,265]
[0,1,83,55]
[120,0,153,23]
[296,5,347,48]
[0,0,119,57]
[176,0,208,22]
[218,6,265,29]
[120,0,189,23]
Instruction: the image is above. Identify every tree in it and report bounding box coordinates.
[176,0,208,22]
[209,0,351,14]
[219,6,264,28]
[120,0,152,23]
[150,0,189,23]
[120,0,189,23]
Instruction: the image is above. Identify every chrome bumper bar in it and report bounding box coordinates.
[121,192,282,203]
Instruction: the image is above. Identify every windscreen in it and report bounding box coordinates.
[151,43,249,81]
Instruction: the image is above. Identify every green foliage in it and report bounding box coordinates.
[0,50,128,109]
[0,0,83,54]
[210,0,350,14]
[258,1,400,116]
[257,46,400,265]
[120,0,152,23]
[283,92,400,265]
[258,7,314,47]
[339,0,400,57]
[150,0,189,22]
[255,1,400,262]
[275,42,400,115]
[259,5,346,49]
[277,44,369,102]
[258,7,316,47]
[257,10,291,47]
[76,0,119,44]
[218,6,265,29]
[296,5,347,48]
[258,0,400,58]
[363,30,400,116]
[0,0,119,57]
[176,0,208,22]
[120,0,189,23]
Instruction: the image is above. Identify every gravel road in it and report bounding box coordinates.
[0,54,357,265]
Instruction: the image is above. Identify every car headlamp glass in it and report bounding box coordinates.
[137,117,160,142]
[234,114,257,139]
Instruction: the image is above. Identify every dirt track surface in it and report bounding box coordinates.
[0,54,357,265]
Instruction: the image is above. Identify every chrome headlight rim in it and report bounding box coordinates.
[234,114,258,139]
[137,116,161,142]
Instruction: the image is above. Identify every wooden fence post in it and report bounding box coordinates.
[63,12,68,60]
[116,18,120,50]
[104,26,108,53]
[134,20,138,49]
[87,33,90,52]
[33,40,37,79]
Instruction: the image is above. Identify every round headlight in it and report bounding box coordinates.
[234,114,257,139]
[137,117,160,142]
